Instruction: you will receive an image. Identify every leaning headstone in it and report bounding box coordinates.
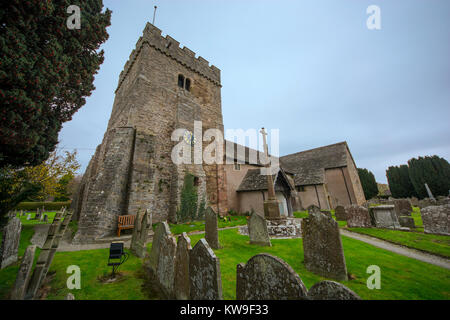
[156,227,177,298]
[236,253,307,300]
[130,209,151,258]
[393,199,413,217]
[10,245,37,300]
[307,280,361,300]
[0,217,22,269]
[174,233,192,300]
[335,205,347,221]
[189,238,222,300]
[205,207,220,249]
[398,216,415,229]
[148,221,171,272]
[65,293,75,300]
[421,204,450,236]
[345,205,372,228]
[247,213,271,246]
[425,183,435,201]
[369,205,401,229]
[302,210,347,281]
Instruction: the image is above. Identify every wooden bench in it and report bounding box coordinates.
[117,215,136,237]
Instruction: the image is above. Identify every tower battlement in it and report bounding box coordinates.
[116,23,221,92]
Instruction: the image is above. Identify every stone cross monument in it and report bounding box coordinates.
[260,128,281,220]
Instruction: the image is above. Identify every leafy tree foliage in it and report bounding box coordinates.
[386,165,417,198]
[0,0,111,167]
[357,168,378,200]
[408,156,450,199]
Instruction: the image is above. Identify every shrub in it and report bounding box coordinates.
[15,201,71,211]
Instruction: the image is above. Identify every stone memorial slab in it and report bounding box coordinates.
[345,205,372,228]
[189,238,222,300]
[393,199,413,216]
[248,213,271,246]
[236,253,307,300]
[174,233,192,300]
[398,216,415,229]
[26,214,31,221]
[335,206,347,221]
[302,211,347,281]
[156,228,177,298]
[130,210,151,258]
[307,280,361,300]
[369,205,401,229]
[421,204,450,236]
[0,217,22,269]
[205,207,220,249]
[148,221,171,272]
[10,245,37,300]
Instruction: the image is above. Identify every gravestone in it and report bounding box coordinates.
[130,209,151,258]
[66,293,75,300]
[307,204,321,214]
[174,232,192,300]
[156,227,177,298]
[189,238,222,300]
[247,213,271,246]
[0,217,22,269]
[236,253,307,300]
[26,214,31,221]
[10,245,37,300]
[425,183,435,200]
[205,207,220,249]
[307,280,361,300]
[35,209,40,220]
[398,216,415,229]
[148,221,171,272]
[302,210,347,281]
[321,210,332,219]
[40,213,45,221]
[369,205,401,229]
[43,214,48,223]
[345,205,372,228]
[335,206,346,221]
[421,204,450,236]
[393,199,413,216]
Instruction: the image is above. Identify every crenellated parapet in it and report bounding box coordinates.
[116,23,221,92]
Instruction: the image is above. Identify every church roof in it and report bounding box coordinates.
[280,142,350,186]
[236,168,294,192]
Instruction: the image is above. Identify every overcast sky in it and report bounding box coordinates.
[58,0,450,183]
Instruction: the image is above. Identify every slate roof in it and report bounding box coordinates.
[236,168,294,192]
[279,142,350,186]
[223,140,277,166]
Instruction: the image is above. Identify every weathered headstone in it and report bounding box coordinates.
[425,183,435,200]
[345,205,372,228]
[302,210,348,281]
[421,204,450,236]
[321,210,332,219]
[174,232,192,300]
[0,217,22,269]
[236,253,307,300]
[307,204,321,214]
[398,216,415,229]
[43,214,48,223]
[369,205,401,229]
[307,280,361,300]
[148,221,171,272]
[35,208,41,220]
[335,205,347,221]
[393,199,413,216]
[205,207,220,249]
[189,238,222,300]
[130,209,151,258]
[247,213,271,246]
[156,227,177,298]
[10,245,37,300]
[26,214,31,221]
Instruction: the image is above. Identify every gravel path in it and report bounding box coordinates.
[340,229,450,270]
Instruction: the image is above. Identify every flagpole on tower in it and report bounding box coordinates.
[152,6,158,25]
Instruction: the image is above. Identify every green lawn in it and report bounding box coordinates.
[14,211,59,226]
[2,216,449,300]
[167,215,248,235]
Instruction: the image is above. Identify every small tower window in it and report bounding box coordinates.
[193,176,200,187]
[178,74,185,88]
[234,163,241,171]
[185,78,191,91]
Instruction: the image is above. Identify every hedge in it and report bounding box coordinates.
[14,201,71,211]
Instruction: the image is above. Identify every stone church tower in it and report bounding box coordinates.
[72,23,228,243]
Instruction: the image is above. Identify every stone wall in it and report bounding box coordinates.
[421,204,450,235]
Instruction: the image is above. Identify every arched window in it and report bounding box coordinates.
[185,78,191,91]
[178,74,185,88]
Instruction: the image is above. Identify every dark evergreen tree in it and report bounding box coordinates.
[386,165,417,198]
[408,156,450,199]
[0,0,111,167]
[357,168,378,200]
